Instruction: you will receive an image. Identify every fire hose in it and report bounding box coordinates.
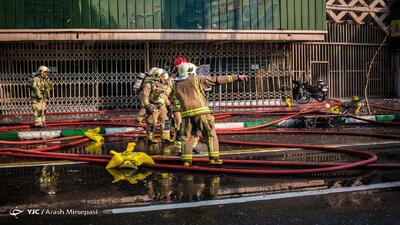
[0,101,399,174]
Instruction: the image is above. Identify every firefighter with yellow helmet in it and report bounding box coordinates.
[174,62,249,166]
[141,68,174,143]
[31,66,53,128]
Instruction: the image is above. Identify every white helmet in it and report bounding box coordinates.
[146,67,158,76]
[152,68,169,80]
[37,65,50,74]
[178,63,197,78]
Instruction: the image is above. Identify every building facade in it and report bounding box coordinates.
[0,0,395,114]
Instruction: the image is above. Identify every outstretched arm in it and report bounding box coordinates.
[200,74,250,89]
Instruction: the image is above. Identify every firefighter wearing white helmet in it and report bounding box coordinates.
[31,65,53,128]
[136,67,160,124]
[169,60,201,155]
[175,62,197,80]
[174,62,249,166]
[141,68,174,143]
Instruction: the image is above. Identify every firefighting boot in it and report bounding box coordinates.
[147,132,159,144]
[34,117,45,128]
[181,154,192,167]
[41,116,47,128]
[160,130,174,143]
[209,158,223,166]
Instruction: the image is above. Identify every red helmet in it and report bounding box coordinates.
[174,57,189,70]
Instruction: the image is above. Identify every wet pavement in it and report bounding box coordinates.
[0,99,400,224]
[0,160,399,224]
[4,187,398,225]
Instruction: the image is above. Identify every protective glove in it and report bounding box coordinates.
[37,93,44,99]
[44,82,53,91]
[145,104,153,114]
[155,97,165,109]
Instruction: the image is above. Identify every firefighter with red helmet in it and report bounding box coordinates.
[170,57,188,136]
[174,63,249,166]
[170,58,200,155]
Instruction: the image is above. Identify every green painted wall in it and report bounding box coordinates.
[0,0,326,30]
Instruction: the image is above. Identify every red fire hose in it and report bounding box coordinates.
[0,101,399,175]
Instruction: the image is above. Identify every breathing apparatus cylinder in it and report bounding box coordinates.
[132,73,147,91]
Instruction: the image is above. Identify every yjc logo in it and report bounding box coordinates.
[9,207,24,218]
[27,209,40,215]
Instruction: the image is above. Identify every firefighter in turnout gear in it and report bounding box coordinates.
[31,66,53,128]
[141,68,174,143]
[351,95,362,116]
[170,58,200,155]
[170,58,188,144]
[136,67,158,124]
[174,63,249,166]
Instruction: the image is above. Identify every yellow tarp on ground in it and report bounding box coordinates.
[84,142,104,154]
[84,127,104,143]
[106,142,155,169]
[106,168,152,184]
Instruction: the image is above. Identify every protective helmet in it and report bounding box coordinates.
[146,67,158,76]
[37,66,50,74]
[152,68,169,80]
[178,63,197,78]
[174,57,189,70]
[352,95,359,102]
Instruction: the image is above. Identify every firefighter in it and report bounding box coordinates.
[351,95,362,116]
[136,67,158,124]
[170,58,188,142]
[142,68,174,143]
[154,68,175,143]
[170,58,200,155]
[174,63,249,166]
[31,66,53,128]
[39,166,58,195]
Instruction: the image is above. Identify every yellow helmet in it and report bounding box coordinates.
[37,66,49,74]
[352,95,359,102]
